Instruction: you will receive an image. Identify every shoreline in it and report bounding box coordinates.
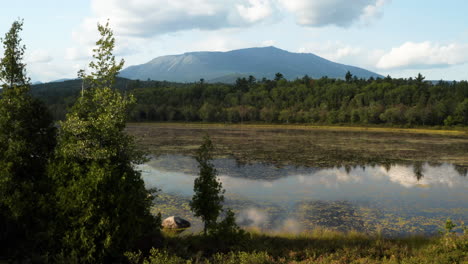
[127,122,468,136]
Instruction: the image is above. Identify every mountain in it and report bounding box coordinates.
[51,78,76,83]
[120,46,382,83]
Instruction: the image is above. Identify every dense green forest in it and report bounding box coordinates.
[31,73,468,127]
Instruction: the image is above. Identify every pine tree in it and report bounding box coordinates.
[0,19,56,260]
[190,135,225,234]
[50,21,159,263]
[345,71,353,82]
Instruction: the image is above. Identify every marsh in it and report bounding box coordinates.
[127,123,468,236]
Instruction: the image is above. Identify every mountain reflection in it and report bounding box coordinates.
[141,155,468,236]
[145,154,468,183]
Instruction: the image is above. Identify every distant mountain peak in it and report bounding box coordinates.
[120,46,382,83]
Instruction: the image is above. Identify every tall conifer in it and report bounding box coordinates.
[51,21,158,263]
[0,19,56,260]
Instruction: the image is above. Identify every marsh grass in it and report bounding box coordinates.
[151,192,466,240]
[126,123,468,169]
[127,228,467,263]
[127,123,468,263]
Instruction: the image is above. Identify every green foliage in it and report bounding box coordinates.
[126,228,468,264]
[33,73,468,127]
[0,19,29,87]
[190,135,225,234]
[211,209,243,237]
[126,248,190,264]
[444,219,456,234]
[78,21,124,90]
[50,21,159,263]
[0,19,56,260]
[345,71,353,82]
[454,98,468,124]
[208,209,246,251]
[212,251,272,264]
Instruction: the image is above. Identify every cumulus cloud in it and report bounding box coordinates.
[278,0,389,27]
[87,0,277,38]
[360,0,388,25]
[73,0,388,42]
[236,0,275,23]
[299,40,468,72]
[376,41,468,69]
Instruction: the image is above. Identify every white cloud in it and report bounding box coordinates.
[65,47,93,61]
[360,0,388,25]
[376,41,468,69]
[299,41,362,61]
[26,49,53,63]
[278,0,389,27]
[87,0,276,38]
[74,0,388,42]
[298,41,385,70]
[237,0,275,23]
[298,40,468,72]
[27,61,78,82]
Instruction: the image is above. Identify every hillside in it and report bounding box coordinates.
[119,46,382,83]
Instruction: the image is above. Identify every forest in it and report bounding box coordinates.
[32,72,468,127]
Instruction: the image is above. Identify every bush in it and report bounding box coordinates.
[126,249,190,264]
[208,209,247,251]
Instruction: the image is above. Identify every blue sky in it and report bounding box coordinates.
[1,0,468,82]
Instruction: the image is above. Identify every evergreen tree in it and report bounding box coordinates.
[50,21,159,263]
[190,135,225,234]
[345,71,353,82]
[0,19,56,260]
[274,72,284,82]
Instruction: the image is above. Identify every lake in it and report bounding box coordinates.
[127,123,468,236]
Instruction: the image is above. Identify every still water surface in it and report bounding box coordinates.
[141,155,467,235]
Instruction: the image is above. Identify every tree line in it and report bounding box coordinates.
[31,71,468,127]
[129,74,468,126]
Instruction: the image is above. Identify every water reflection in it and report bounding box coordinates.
[141,155,468,235]
[146,154,468,181]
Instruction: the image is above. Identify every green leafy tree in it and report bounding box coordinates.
[190,135,225,234]
[453,98,468,125]
[0,19,56,260]
[50,21,159,263]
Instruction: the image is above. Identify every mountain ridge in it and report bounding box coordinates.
[119,46,382,83]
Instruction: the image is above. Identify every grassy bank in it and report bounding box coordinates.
[129,122,468,136]
[127,228,467,264]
